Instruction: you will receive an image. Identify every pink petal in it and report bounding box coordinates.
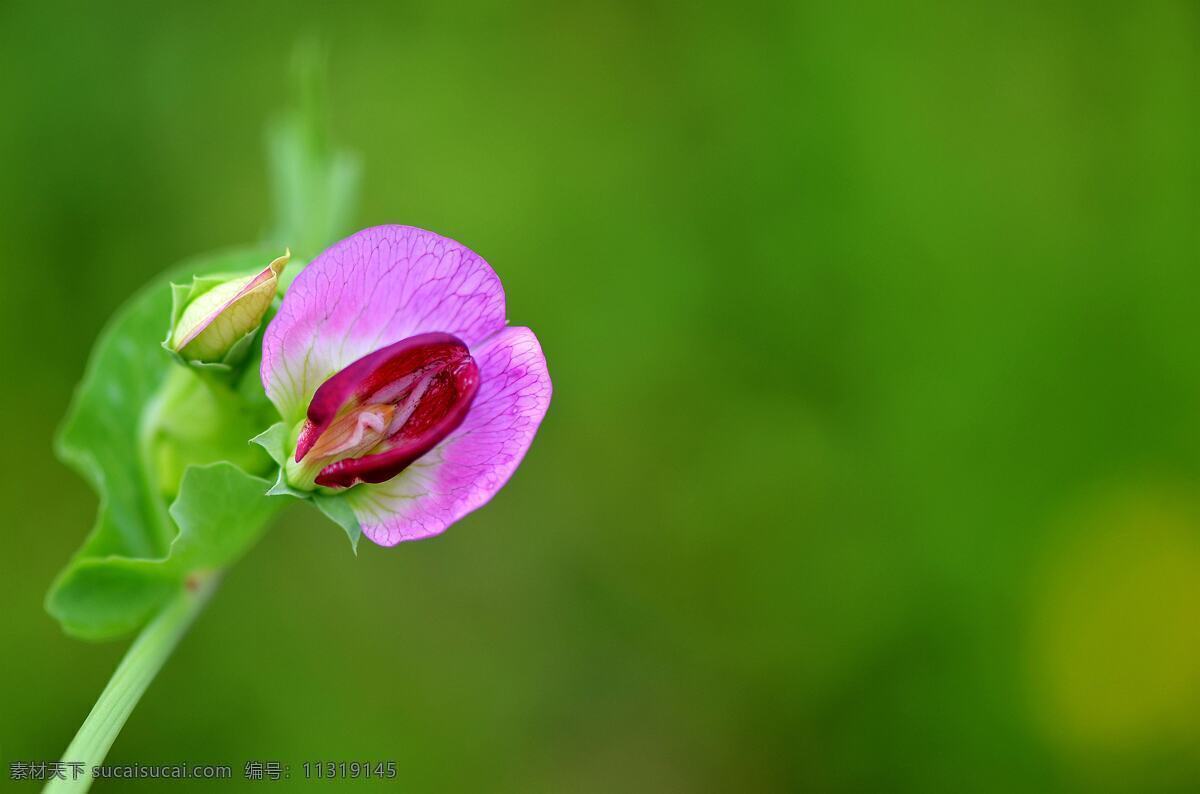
[345,326,552,546]
[262,226,507,423]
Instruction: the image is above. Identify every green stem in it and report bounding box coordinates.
[44,577,218,794]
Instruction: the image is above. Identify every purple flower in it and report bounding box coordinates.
[259,225,552,546]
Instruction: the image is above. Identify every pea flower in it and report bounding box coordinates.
[166,251,291,366]
[257,225,551,546]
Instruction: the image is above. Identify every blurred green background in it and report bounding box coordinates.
[1,1,1197,791]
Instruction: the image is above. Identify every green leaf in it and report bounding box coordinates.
[50,50,366,642]
[48,464,281,641]
[45,561,179,641]
[167,463,282,572]
[50,248,284,640]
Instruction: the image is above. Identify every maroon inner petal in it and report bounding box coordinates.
[295,332,480,489]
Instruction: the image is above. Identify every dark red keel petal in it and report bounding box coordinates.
[314,370,477,487]
[295,332,481,489]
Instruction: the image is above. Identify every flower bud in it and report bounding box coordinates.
[166,251,290,365]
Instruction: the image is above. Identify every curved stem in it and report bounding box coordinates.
[44,576,218,794]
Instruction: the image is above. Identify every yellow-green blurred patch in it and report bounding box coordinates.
[1029,484,1200,771]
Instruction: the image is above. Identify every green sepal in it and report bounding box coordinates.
[250,421,289,466]
[251,422,310,499]
[313,494,363,555]
[252,422,363,553]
